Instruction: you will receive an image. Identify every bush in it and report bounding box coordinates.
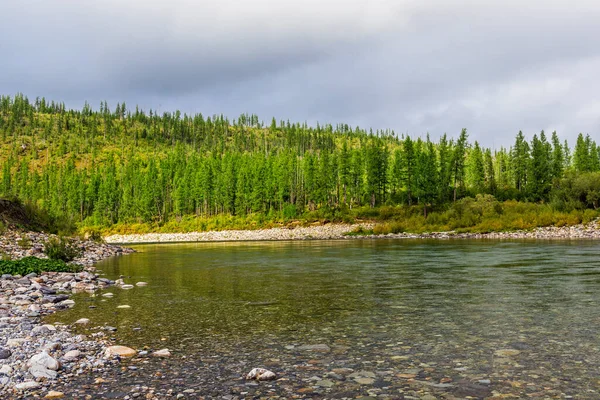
[0,256,82,276]
[43,237,82,262]
[81,228,105,243]
[17,237,32,249]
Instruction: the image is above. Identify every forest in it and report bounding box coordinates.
[0,93,599,234]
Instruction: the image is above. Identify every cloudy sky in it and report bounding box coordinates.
[1,0,599,147]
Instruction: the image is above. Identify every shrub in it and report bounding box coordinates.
[44,237,82,262]
[0,256,81,276]
[17,237,32,249]
[81,228,105,243]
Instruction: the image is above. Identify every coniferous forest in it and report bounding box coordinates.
[0,94,599,233]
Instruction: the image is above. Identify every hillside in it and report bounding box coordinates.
[0,94,599,233]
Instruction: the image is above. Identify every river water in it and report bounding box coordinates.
[47,239,600,399]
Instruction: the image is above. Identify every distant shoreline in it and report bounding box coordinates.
[104,221,600,244]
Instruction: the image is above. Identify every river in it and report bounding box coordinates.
[46,239,600,399]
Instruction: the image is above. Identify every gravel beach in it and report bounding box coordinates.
[0,231,134,398]
[105,220,600,244]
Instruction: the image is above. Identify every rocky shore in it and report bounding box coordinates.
[0,231,134,398]
[105,219,600,244]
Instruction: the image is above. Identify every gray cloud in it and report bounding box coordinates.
[1,0,599,147]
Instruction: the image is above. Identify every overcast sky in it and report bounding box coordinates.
[1,0,599,147]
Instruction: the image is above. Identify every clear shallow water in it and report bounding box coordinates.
[47,239,600,398]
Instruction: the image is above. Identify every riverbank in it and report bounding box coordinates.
[104,219,600,244]
[0,230,135,397]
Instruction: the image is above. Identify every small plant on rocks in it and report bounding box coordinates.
[17,236,32,249]
[43,236,82,262]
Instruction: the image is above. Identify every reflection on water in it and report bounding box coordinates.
[46,239,600,397]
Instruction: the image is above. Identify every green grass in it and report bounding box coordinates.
[0,256,82,276]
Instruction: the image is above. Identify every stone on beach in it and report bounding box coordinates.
[27,351,60,379]
[0,348,11,359]
[28,352,60,370]
[45,391,65,399]
[15,381,40,390]
[63,350,81,361]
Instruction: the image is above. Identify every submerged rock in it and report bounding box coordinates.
[494,349,521,357]
[152,348,171,358]
[297,344,331,352]
[246,368,277,381]
[105,345,137,358]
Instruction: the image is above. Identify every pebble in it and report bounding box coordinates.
[15,381,41,390]
[0,348,11,359]
[45,391,65,399]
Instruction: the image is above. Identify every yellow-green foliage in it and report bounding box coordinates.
[370,195,599,235]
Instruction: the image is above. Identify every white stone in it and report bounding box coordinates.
[121,284,134,289]
[41,324,57,331]
[63,350,81,361]
[74,318,90,325]
[7,338,26,347]
[28,351,60,371]
[29,364,58,379]
[152,348,171,357]
[246,368,277,381]
[15,381,41,390]
[58,299,75,307]
[135,282,148,286]
[0,364,12,375]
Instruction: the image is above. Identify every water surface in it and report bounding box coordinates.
[47,239,600,399]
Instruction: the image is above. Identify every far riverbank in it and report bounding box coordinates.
[105,219,600,244]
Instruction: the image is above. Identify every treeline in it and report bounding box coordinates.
[0,93,599,229]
